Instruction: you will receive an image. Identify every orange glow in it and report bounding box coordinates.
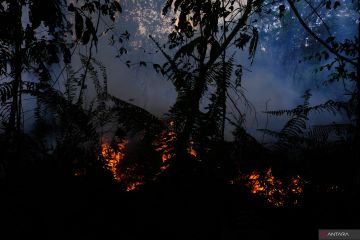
[243,168,304,207]
[99,139,145,191]
[99,120,198,191]
[155,129,176,163]
[187,141,197,158]
[100,140,128,182]
[154,120,198,170]
[73,168,86,177]
[126,181,144,192]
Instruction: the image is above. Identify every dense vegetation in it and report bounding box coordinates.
[1,0,359,239]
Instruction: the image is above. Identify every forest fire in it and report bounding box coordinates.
[99,139,146,191]
[243,168,304,207]
[154,121,197,170]
[97,133,302,204]
[100,140,128,183]
[97,127,301,204]
[97,120,198,190]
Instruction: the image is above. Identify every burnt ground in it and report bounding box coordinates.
[1,171,359,240]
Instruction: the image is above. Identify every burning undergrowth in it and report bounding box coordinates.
[97,120,198,191]
[85,119,305,207]
[232,168,304,207]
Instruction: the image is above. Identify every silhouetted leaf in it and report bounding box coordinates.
[68,3,76,12]
[235,33,251,49]
[326,0,331,9]
[249,27,258,62]
[119,47,127,55]
[163,0,174,15]
[326,36,335,43]
[279,4,285,17]
[153,64,162,73]
[75,11,83,40]
[113,1,122,13]
[63,46,71,64]
[174,36,203,60]
[82,30,91,45]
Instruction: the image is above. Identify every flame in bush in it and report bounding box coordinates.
[242,168,304,207]
[154,121,197,171]
[155,125,177,164]
[100,140,128,182]
[99,140,146,191]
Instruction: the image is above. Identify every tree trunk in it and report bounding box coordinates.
[8,2,23,134]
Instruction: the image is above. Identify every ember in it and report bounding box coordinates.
[154,120,197,171]
[242,168,304,207]
[100,139,128,182]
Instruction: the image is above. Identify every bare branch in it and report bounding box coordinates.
[287,0,357,67]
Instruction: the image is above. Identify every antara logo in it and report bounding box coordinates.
[320,231,350,238]
[327,232,350,237]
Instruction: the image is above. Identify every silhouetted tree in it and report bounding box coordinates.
[0,0,123,177]
[153,0,263,173]
[283,0,360,185]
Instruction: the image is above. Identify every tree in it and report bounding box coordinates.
[152,0,263,172]
[0,0,123,176]
[284,0,360,184]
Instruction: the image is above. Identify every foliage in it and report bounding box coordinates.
[152,0,263,168]
[0,0,123,178]
[259,90,354,151]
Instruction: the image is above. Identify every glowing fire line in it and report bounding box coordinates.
[241,168,304,207]
[101,140,128,183]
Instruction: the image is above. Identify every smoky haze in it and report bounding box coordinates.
[22,0,355,142]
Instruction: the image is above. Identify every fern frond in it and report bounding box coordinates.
[0,81,14,103]
[308,123,354,142]
[107,94,164,137]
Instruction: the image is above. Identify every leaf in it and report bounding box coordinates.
[63,46,72,64]
[113,1,122,13]
[153,64,162,73]
[326,36,335,43]
[249,27,258,62]
[279,4,285,17]
[75,11,84,40]
[322,51,329,60]
[85,17,98,45]
[163,0,174,15]
[94,1,100,9]
[235,33,251,49]
[174,0,183,12]
[119,47,127,55]
[210,40,221,62]
[174,36,203,60]
[235,65,243,87]
[68,3,76,12]
[101,5,108,15]
[85,17,94,31]
[82,30,91,45]
[326,0,331,9]
[333,1,340,9]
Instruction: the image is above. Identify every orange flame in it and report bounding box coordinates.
[100,140,128,182]
[99,139,146,191]
[154,120,197,171]
[99,120,198,190]
[243,168,304,207]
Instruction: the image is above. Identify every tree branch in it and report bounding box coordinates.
[287,0,357,67]
[206,0,254,68]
